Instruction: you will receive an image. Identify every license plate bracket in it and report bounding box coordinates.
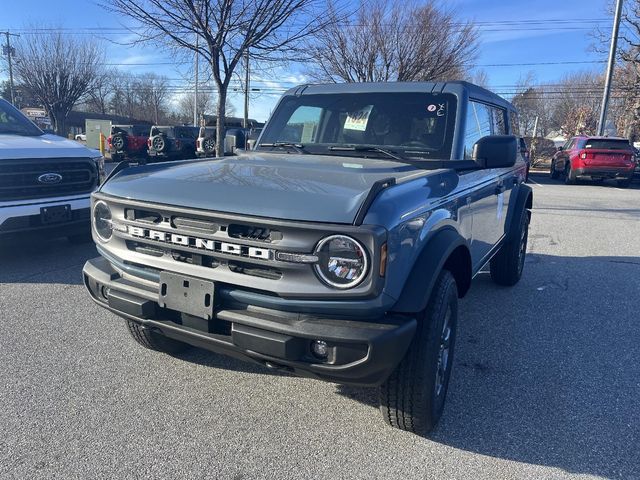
[40,204,72,225]
[158,272,214,320]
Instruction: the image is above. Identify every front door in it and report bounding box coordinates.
[462,101,514,269]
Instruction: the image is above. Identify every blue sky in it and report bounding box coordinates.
[0,0,612,121]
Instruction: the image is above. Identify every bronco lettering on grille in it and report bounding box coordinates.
[127,226,273,260]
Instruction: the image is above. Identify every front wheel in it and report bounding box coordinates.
[126,320,192,354]
[379,270,458,436]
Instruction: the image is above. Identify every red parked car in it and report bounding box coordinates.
[550,136,635,188]
[107,125,150,163]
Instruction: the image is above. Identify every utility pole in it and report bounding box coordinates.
[243,49,250,149]
[243,51,250,128]
[598,0,624,136]
[2,31,19,105]
[531,116,539,163]
[194,35,199,127]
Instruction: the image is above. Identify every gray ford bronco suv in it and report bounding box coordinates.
[83,81,532,436]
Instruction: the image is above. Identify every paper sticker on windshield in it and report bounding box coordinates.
[344,105,373,131]
[427,104,437,112]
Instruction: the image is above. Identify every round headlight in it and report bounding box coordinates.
[314,235,369,289]
[93,200,112,242]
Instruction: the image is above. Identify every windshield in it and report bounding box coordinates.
[151,126,173,136]
[0,100,44,137]
[198,127,216,138]
[258,92,456,160]
[583,139,632,151]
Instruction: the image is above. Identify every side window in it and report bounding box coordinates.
[464,102,492,159]
[491,107,507,135]
[278,106,323,143]
[509,110,520,136]
[562,138,573,151]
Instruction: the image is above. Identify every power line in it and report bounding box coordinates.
[100,59,608,68]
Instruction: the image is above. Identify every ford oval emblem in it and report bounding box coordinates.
[38,173,63,184]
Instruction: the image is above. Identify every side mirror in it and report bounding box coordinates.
[472,135,517,169]
[557,146,563,152]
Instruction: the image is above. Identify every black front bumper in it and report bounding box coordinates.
[83,256,416,387]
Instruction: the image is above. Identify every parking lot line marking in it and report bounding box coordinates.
[529,179,545,187]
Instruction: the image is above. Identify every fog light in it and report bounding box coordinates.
[311,340,329,359]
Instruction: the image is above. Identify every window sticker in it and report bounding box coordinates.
[344,105,374,131]
[427,104,437,112]
[437,103,446,117]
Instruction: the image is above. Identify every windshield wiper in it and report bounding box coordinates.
[329,145,409,162]
[259,142,308,154]
[328,145,480,171]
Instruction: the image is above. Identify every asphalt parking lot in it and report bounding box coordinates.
[1,172,639,479]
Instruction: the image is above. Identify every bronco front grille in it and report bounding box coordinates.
[0,158,98,202]
[99,196,383,297]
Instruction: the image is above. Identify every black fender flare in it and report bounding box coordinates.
[392,228,472,314]
[504,183,533,241]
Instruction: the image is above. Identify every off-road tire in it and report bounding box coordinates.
[617,178,632,188]
[203,137,216,153]
[490,207,530,286]
[126,320,192,354]
[111,134,127,151]
[151,135,167,153]
[379,270,458,437]
[550,160,559,179]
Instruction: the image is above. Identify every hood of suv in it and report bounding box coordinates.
[0,133,100,160]
[100,152,428,223]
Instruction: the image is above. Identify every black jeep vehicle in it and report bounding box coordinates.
[84,81,532,436]
[147,126,200,162]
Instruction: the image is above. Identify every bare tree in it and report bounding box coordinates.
[107,71,172,124]
[591,1,640,140]
[616,2,640,140]
[0,81,40,109]
[548,72,602,137]
[510,73,547,137]
[176,89,214,123]
[84,69,116,114]
[13,31,105,135]
[469,69,489,89]
[134,73,170,124]
[307,0,478,83]
[104,0,334,156]
[175,89,237,124]
[109,72,138,119]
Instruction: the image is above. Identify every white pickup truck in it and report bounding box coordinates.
[0,99,104,242]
